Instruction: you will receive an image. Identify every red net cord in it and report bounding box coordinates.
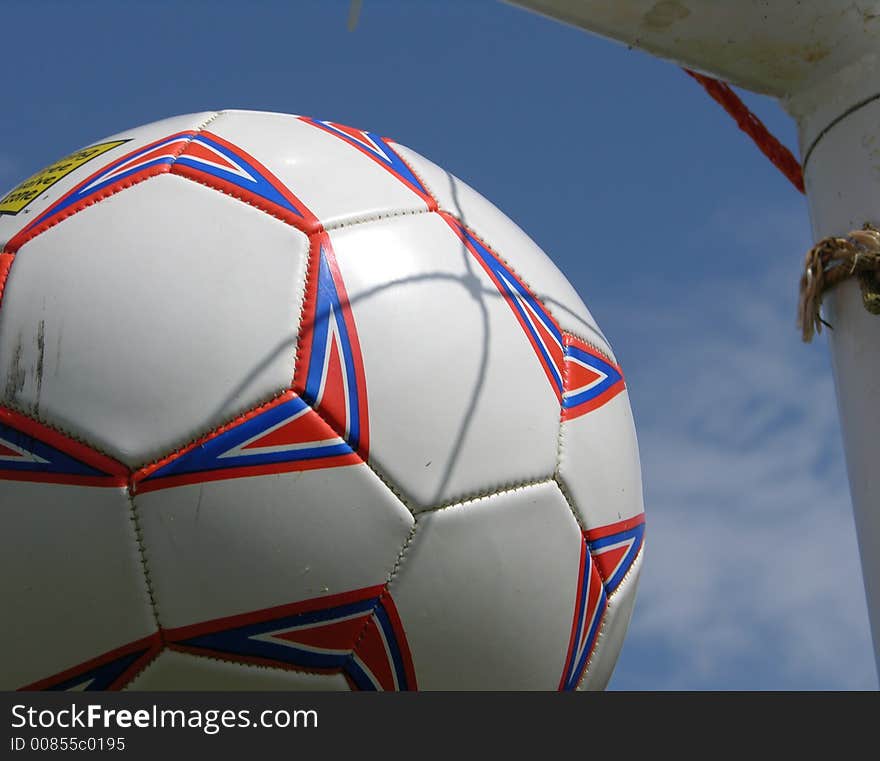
[684,68,805,194]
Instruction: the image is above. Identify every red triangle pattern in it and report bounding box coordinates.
[531,306,565,381]
[327,121,373,150]
[242,405,339,450]
[592,544,629,585]
[567,359,602,390]
[0,440,22,458]
[353,616,398,691]
[114,142,184,173]
[181,141,238,170]
[318,328,348,437]
[273,614,367,652]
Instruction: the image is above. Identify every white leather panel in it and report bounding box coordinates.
[0,112,218,251]
[135,464,413,628]
[329,212,561,509]
[0,174,309,466]
[389,481,582,689]
[558,390,644,531]
[0,481,155,689]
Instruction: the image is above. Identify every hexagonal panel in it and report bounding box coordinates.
[0,112,218,252]
[388,481,583,689]
[0,174,310,466]
[327,212,561,509]
[0,480,155,690]
[557,385,644,533]
[134,459,413,686]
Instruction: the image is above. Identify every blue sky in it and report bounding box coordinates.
[1,0,875,689]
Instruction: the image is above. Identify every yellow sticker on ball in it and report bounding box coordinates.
[0,140,128,215]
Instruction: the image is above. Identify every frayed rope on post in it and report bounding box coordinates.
[798,223,880,342]
[682,69,880,342]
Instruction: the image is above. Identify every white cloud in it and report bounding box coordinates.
[606,202,877,689]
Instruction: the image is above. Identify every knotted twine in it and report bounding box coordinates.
[798,223,880,342]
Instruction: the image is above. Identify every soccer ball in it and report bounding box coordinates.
[0,110,644,690]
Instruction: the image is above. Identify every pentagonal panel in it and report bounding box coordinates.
[388,481,583,689]
[578,548,643,690]
[0,111,218,251]
[0,174,309,466]
[327,212,561,509]
[135,462,413,683]
[557,385,644,533]
[391,141,614,359]
[0,480,155,690]
[203,110,431,229]
[126,650,350,690]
